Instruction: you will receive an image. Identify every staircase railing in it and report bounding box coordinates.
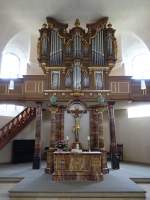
[0,107,36,150]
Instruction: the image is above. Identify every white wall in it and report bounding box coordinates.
[103,109,150,164]
[115,109,150,164]
[0,108,150,164]
[27,34,44,75]
[0,116,13,129]
[0,143,12,163]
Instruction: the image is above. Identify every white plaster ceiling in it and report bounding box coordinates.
[0,0,150,43]
[0,0,150,73]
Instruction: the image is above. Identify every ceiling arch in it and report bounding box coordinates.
[0,0,150,76]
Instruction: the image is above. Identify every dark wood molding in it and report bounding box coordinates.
[0,75,149,102]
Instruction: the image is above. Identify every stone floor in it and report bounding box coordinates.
[0,162,149,200]
[0,183,16,200]
[0,183,149,200]
[138,184,150,200]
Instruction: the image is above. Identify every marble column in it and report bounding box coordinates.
[58,107,65,141]
[90,108,99,150]
[108,101,120,169]
[97,108,105,149]
[90,106,109,174]
[49,106,58,147]
[55,107,65,142]
[33,103,42,169]
[46,106,60,174]
[90,107,105,150]
[97,107,109,174]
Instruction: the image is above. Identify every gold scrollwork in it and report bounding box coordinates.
[70,92,84,97]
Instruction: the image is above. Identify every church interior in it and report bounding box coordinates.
[0,0,150,199]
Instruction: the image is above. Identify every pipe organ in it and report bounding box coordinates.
[38,17,117,101]
[49,30,63,66]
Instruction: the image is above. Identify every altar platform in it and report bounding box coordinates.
[0,162,149,200]
[9,173,145,200]
[6,162,148,200]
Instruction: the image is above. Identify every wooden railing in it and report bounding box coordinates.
[0,75,46,101]
[109,76,150,101]
[0,75,149,101]
[109,76,131,100]
[0,107,36,150]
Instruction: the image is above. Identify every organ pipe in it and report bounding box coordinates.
[49,30,63,66]
[38,18,117,72]
[91,29,105,66]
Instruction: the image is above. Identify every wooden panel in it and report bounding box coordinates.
[36,81,44,93]
[131,81,142,97]
[110,81,129,94]
[130,80,150,100]
[109,76,131,100]
[0,76,46,101]
[110,82,117,93]
[24,80,44,95]
[0,75,149,101]
[118,82,129,93]
[25,81,36,93]
[8,83,23,96]
[0,84,7,95]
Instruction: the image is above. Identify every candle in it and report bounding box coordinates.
[88,136,90,152]
[66,136,69,141]
[76,143,79,149]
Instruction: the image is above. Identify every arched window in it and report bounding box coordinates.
[132,53,150,79]
[0,104,24,117]
[1,53,21,79]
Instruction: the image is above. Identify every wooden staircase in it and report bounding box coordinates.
[0,107,36,150]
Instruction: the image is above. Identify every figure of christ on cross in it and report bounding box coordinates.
[68,107,86,144]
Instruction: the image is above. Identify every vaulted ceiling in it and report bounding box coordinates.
[0,0,150,72]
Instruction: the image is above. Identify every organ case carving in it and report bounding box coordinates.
[38,17,117,99]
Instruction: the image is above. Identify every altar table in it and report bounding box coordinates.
[52,151,103,181]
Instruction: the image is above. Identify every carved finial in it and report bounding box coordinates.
[108,23,112,28]
[48,22,53,29]
[75,18,80,27]
[42,23,47,29]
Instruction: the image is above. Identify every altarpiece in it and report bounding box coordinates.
[37,17,118,181]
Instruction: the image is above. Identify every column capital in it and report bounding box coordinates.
[48,106,59,114]
[88,105,107,112]
[35,101,43,105]
[107,101,115,106]
[48,105,66,114]
[96,106,107,113]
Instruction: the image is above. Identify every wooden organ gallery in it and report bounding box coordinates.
[37,17,119,181]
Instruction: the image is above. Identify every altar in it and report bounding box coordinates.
[52,151,103,181]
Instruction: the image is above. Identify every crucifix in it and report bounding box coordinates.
[68,107,86,145]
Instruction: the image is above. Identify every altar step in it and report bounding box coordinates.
[9,173,145,200]
[9,191,145,200]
